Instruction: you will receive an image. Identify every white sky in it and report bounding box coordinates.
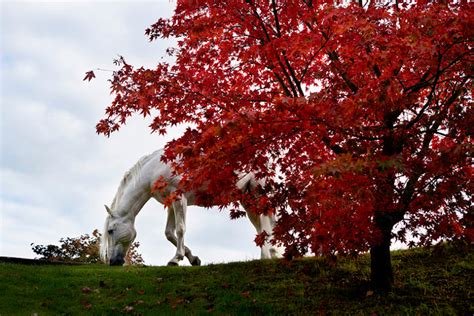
[0,0,261,265]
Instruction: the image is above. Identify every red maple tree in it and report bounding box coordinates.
[94,1,473,291]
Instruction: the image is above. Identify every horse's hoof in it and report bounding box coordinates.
[167,261,179,266]
[191,256,201,266]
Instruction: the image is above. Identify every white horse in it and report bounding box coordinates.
[100,149,280,266]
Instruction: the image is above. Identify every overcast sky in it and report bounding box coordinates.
[0,0,262,265]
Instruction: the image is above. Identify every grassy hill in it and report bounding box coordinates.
[1,243,472,315]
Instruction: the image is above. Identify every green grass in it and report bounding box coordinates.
[1,243,472,315]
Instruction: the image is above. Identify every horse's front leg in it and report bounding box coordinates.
[165,206,200,266]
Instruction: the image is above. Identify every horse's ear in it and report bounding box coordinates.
[105,205,113,217]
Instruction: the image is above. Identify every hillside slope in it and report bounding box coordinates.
[1,243,472,315]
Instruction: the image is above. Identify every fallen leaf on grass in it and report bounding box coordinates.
[130,299,145,306]
[171,297,186,309]
[366,290,374,297]
[123,305,134,313]
[80,299,92,310]
[82,287,91,294]
[137,289,145,295]
[241,291,251,298]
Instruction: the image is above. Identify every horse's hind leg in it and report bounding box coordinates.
[245,209,271,259]
[260,214,282,259]
[165,201,200,266]
[244,205,283,259]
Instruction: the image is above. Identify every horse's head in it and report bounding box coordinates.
[100,205,137,266]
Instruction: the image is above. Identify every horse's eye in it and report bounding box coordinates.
[108,229,114,235]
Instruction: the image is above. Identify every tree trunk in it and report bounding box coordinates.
[370,215,394,292]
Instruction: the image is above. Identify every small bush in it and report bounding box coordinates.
[31,229,144,265]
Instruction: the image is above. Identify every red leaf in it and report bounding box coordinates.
[151,176,168,194]
[254,231,269,247]
[80,299,92,310]
[83,70,96,81]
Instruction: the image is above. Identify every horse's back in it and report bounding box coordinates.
[145,150,186,204]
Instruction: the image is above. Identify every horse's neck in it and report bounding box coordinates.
[115,188,151,221]
[111,185,151,221]
[111,154,162,219]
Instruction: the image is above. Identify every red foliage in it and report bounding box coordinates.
[95,0,472,279]
[83,70,96,82]
[254,231,269,247]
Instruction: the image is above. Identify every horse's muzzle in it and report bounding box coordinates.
[109,256,125,266]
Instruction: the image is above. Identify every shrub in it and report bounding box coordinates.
[31,229,144,265]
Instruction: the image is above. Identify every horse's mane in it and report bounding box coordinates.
[100,215,111,262]
[110,149,163,211]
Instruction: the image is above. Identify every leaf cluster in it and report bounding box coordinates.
[31,230,144,265]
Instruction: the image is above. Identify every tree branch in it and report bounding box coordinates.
[405,53,443,130]
[301,0,359,94]
[247,0,299,97]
